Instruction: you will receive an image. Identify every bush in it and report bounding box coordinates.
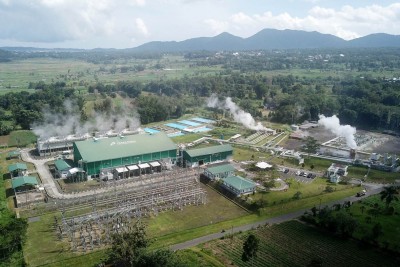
[325,185,334,193]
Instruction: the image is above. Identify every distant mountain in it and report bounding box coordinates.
[243,29,346,50]
[0,48,13,62]
[0,47,85,52]
[132,29,400,52]
[133,32,244,52]
[348,33,400,48]
[2,29,400,53]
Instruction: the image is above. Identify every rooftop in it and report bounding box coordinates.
[185,144,233,158]
[11,176,38,189]
[54,159,71,171]
[8,150,21,157]
[223,176,256,191]
[74,132,177,162]
[205,163,235,175]
[8,162,27,173]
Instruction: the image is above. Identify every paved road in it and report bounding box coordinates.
[21,149,199,200]
[170,186,387,251]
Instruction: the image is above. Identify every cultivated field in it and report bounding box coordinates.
[200,220,400,267]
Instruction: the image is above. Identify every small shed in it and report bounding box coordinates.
[114,167,128,179]
[7,150,21,159]
[327,163,348,183]
[222,176,256,196]
[149,161,162,172]
[54,159,72,178]
[127,165,139,177]
[203,163,235,180]
[11,176,38,192]
[8,162,27,177]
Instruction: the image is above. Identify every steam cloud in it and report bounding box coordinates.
[32,98,141,140]
[318,115,357,149]
[207,94,268,131]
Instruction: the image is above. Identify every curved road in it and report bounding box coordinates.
[21,149,198,199]
[170,185,391,251]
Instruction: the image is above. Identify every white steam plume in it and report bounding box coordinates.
[318,115,357,149]
[32,98,141,140]
[207,94,267,131]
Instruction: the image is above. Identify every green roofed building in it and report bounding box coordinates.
[222,176,256,196]
[73,133,177,177]
[204,163,235,180]
[183,144,233,167]
[54,159,72,178]
[11,176,38,192]
[8,162,27,177]
[8,150,21,159]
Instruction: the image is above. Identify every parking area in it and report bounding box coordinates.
[277,167,320,184]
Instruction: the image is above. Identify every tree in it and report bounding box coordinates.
[242,234,259,262]
[302,136,320,155]
[263,180,275,191]
[325,185,334,193]
[380,186,399,209]
[371,222,383,242]
[108,220,148,267]
[107,220,184,267]
[293,191,302,200]
[360,205,365,214]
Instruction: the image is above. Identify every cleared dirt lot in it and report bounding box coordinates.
[283,127,400,155]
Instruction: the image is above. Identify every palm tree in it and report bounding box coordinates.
[380,186,399,209]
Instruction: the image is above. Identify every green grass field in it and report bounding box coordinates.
[8,130,37,147]
[199,220,400,267]
[347,194,400,251]
[22,184,248,267]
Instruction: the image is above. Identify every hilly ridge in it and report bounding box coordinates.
[132,28,400,52]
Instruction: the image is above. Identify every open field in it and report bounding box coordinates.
[21,179,361,266]
[200,220,400,267]
[347,194,400,251]
[23,183,248,267]
[0,57,222,92]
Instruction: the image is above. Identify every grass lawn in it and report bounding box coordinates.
[233,146,273,162]
[8,130,37,147]
[21,177,361,266]
[251,177,358,206]
[23,212,106,267]
[171,133,204,144]
[347,194,400,251]
[147,184,249,238]
[57,179,102,193]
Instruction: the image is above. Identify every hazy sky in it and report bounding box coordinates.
[1,0,399,49]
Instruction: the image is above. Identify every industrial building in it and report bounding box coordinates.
[37,135,88,156]
[221,176,256,196]
[203,163,236,180]
[8,163,27,178]
[73,132,177,178]
[36,129,142,156]
[54,159,72,178]
[11,176,38,192]
[183,144,233,167]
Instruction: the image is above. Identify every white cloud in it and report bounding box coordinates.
[131,0,146,6]
[1,1,400,48]
[135,18,149,36]
[231,12,255,25]
[225,3,400,40]
[204,19,229,34]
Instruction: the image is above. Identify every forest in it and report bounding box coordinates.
[1,48,400,135]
